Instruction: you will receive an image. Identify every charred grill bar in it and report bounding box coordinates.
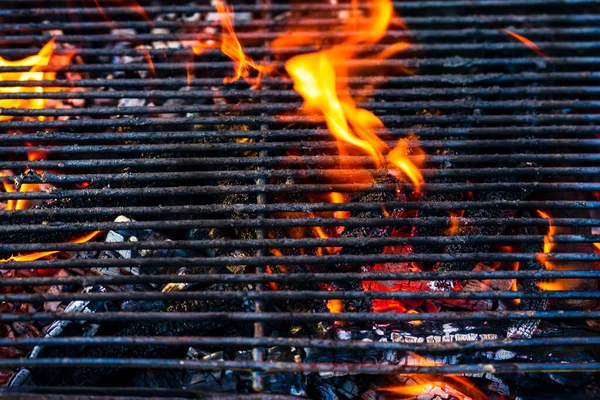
[0,0,599,399]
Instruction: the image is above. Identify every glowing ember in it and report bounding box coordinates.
[326,299,343,314]
[381,355,488,399]
[446,211,462,236]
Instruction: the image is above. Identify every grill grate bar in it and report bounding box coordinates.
[2,126,598,142]
[0,253,599,271]
[3,183,600,203]
[1,13,599,32]
[0,57,597,73]
[0,336,597,353]
[1,201,597,218]
[0,114,596,130]
[4,168,600,186]
[5,27,600,43]
[0,234,596,254]
[0,217,597,234]
[2,41,599,57]
[0,360,599,377]
[0,360,596,376]
[1,100,599,117]
[9,153,600,170]
[0,72,596,88]
[4,139,600,155]
[1,310,599,323]
[0,0,596,15]
[2,13,597,26]
[1,85,599,100]
[0,270,596,287]
[1,290,599,303]
[0,360,598,376]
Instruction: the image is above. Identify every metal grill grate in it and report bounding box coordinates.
[0,0,599,398]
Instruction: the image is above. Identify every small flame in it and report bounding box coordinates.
[330,192,350,222]
[537,281,569,291]
[1,169,53,211]
[93,0,149,25]
[215,0,266,85]
[534,210,584,292]
[536,210,556,262]
[310,192,349,255]
[406,309,422,326]
[446,211,464,236]
[0,170,16,211]
[266,248,288,291]
[14,182,53,211]
[388,138,424,191]
[503,29,548,59]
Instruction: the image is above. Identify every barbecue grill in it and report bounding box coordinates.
[0,0,599,399]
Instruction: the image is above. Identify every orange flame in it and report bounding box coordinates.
[286,52,386,167]
[537,281,569,291]
[330,192,350,222]
[0,40,67,122]
[310,192,349,255]
[534,210,585,292]
[536,210,556,262]
[0,231,102,264]
[278,0,423,189]
[0,169,53,211]
[0,40,76,210]
[93,0,150,26]
[214,0,266,85]
[0,170,16,211]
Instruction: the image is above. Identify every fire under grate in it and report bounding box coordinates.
[0,0,600,399]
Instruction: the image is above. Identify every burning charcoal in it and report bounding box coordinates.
[309,378,340,400]
[10,286,101,388]
[439,263,512,311]
[413,147,464,264]
[264,347,306,396]
[507,221,547,339]
[509,349,597,397]
[339,189,397,258]
[0,186,140,258]
[539,206,598,310]
[433,165,536,272]
[338,378,361,399]
[184,349,237,392]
